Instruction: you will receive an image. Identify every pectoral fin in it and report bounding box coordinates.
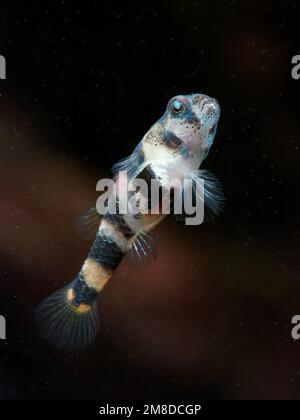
[173,169,225,223]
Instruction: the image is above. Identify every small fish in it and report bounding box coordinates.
[36,93,224,352]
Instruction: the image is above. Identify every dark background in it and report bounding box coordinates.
[0,0,299,400]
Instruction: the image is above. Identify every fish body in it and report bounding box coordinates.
[36,93,224,352]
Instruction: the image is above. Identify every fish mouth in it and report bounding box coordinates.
[192,94,220,121]
[201,97,220,118]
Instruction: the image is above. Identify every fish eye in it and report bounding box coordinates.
[171,99,184,114]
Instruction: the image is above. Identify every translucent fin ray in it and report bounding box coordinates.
[75,207,101,240]
[128,231,157,267]
[36,281,99,352]
[195,169,225,221]
[173,169,225,223]
[112,144,147,179]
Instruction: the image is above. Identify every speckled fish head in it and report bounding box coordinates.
[142,93,220,172]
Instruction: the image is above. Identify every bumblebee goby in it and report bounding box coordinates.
[36,93,224,352]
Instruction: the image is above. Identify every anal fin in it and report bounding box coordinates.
[128,231,157,268]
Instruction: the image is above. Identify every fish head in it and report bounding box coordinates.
[143,93,220,172]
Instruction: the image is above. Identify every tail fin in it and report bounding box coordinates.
[36,281,99,352]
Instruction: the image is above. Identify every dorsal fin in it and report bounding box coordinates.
[112,143,147,179]
[74,207,101,240]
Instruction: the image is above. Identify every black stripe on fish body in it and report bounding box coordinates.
[139,164,157,189]
[72,273,99,305]
[88,232,125,271]
[138,165,162,211]
[163,130,183,149]
[103,212,135,239]
[138,164,170,213]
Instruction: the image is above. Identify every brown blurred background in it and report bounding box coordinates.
[0,0,300,400]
